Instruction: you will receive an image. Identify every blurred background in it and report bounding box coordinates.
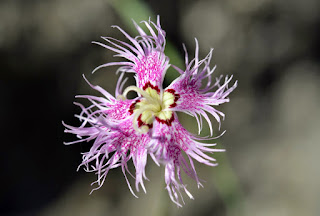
[1,0,320,215]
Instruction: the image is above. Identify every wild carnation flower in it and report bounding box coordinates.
[63,16,237,207]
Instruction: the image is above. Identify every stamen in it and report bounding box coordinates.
[132,105,155,133]
[123,86,156,103]
[117,95,126,101]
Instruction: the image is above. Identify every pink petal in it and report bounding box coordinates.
[149,114,223,206]
[168,40,237,135]
[92,16,169,89]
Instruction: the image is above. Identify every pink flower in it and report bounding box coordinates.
[63,16,237,207]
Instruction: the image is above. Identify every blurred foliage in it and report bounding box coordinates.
[2,0,320,215]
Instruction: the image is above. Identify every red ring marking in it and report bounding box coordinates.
[165,89,180,108]
[137,114,153,129]
[129,99,140,115]
[142,81,160,93]
[155,114,175,126]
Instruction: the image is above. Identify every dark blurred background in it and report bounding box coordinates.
[1,0,320,215]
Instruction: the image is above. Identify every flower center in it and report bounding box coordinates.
[121,82,179,133]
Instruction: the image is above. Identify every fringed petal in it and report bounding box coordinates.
[168,39,238,135]
[149,114,224,207]
[92,16,169,89]
[63,78,151,197]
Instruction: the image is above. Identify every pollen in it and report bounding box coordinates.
[122,82,179,133]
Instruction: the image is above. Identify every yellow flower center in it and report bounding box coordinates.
[120,83,178,133]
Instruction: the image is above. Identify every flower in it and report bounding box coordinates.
[63,16,237,207]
